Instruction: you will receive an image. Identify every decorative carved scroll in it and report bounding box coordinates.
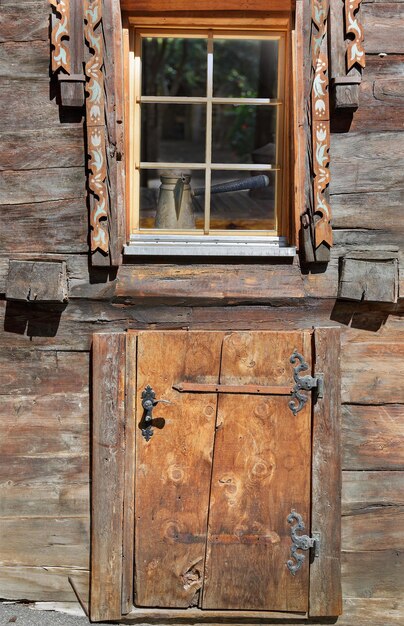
[84,0,109,254]
[303,0,332,261]
[345,0,365,71]
[49,0,71,73]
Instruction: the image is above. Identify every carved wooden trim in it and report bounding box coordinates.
[345,0,365,71]
[49,0,71,73]
[84,0,110,255]
[311,0,332,257]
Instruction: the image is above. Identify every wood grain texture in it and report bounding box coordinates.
[0,517,89,568]
[0,167,85,205]
[342,405,404,470]
[116,263,305,302]
[203,331,312,612]
[363,2,404,53]
[6,260,68,303]
[0,200,87,254]
[121,0,293,11]
[91,333,127,622]
[0,41,50,78]
[0,566,89,602]
[0,483,89,518]
[135,331,223,608]
[330,131,404,195]
[0,1,49,42]
[342,550,404,598]
[309,327,342,617]
[342,507,404,551]
[0,128,84,171]
[342,471,404,515]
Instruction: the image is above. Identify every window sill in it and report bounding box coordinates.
[124,235,296,257]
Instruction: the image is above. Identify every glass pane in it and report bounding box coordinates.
[203,171,276,231]
[142,37,207,97]
[139,168,205,231]
[211,105,277,164]
[213,39,279,99]
[141,104,206,163]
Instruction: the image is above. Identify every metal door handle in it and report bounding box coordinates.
[141,385,170,441]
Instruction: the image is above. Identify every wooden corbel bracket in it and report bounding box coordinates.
[50,0,85,107]
[329,0,365,109]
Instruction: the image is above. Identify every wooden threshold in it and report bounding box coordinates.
[124,606,308,622]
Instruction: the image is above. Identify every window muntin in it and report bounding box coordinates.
[129,27,287,239]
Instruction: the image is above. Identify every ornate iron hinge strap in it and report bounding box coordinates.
[289,351,324,415]
[287,510,320,575]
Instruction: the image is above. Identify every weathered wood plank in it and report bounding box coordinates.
[0,483,89,518]
[0,517,89,568]
[342,508,404,551]
[0,200,87,254]
[1,167,84,205]
[0,128,84,170]
[338,253,399,303]
[342,550,404,599]
[330,132,404,195]
[342,471,404,515]
[332,55,404,133]
[363,3,404,54]
[0,79,80,130]
[205,331,312,612]
[6,260,69,303]
[0,350,88,395]
[0,41,51,78]
[342,405,404,470]
[0,394,88,457]
[341,341,404,404]
[121,0,293,10]
[0,566,89,602]
[91,333,126,622]
[116,263,305,302]
[309,327,342,616]
[0,455,88,487]
[135,331,223,608]
[0,2,49,42]
[331,190,404,231]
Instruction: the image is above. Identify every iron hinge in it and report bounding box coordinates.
[289,351,324,415]
[287,510,321,575]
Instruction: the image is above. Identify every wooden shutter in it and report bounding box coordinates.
[91,328,341,621]
[294,0,333,263]
[84,0,126,267]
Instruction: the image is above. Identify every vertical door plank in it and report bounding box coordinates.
[91,333,127,622]
[202,331,313,612]
[135,331,224,608]
[309,327,342,616]
[121,332,137,614]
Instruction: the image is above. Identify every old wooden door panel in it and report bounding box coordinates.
[135,331,224,608]
[202,331,312,612]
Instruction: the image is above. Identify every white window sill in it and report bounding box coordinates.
[124,235,296,257]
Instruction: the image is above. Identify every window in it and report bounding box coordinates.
[125,17,295,256]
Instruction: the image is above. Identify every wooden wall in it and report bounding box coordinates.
[0,0,403,623]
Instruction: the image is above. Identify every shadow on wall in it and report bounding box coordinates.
[330,300,398,332]
[3,301,67,338]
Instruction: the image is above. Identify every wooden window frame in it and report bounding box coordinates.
[122,13,297,258]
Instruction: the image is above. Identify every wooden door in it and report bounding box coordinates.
[134,330,312,612]
[90,328,342,622]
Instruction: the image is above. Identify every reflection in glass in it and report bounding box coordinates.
[212,105,277,164]
[142,37,207,96]
[213,39,279,99]
[141,104,206,164]
[202,171,276,231]
[139,169,205,230]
